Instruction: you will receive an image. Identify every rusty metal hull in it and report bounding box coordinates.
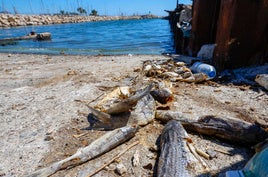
[191,0,268,70]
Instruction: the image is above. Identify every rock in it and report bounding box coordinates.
[255,74,268,90]
[7,16,16,23]
[0,14,160,27]
[115,163,127,175]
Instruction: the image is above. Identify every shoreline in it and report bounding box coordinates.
[0,52,267,176]
[0,13,162,28]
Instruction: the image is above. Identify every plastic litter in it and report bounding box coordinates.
[225,147,268,177]
[190,61,216,80]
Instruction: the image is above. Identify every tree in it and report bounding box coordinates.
[77,7,87,15]
[90,9,98,16]
[60,10,65,15]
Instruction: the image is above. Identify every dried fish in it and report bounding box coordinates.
[94,86,130,111]
[127,93,156,126]
[157,120,194,177]
[162,71,179,78]
[155,110,191,123]
[27,126,137,177]
[105,84,153,115]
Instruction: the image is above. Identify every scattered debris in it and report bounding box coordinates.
[85,141,139,177]
[143,59,208,83]
[21,57,267,176]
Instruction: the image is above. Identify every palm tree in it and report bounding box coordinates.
[90,9,98,16]
[77,7,87,15]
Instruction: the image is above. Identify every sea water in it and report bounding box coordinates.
[0,18,174,55]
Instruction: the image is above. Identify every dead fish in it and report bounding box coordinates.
[150,88,173,104]
[174,66,190,74]
[162,71,179,78]
[87,105,112,126]
[157,120,193,177]
[27,126,137,177]
[127,93,156,126]
[94,86,130,112]
[105,84,153,115]
[182,73,207,83]
[155,110,191,123]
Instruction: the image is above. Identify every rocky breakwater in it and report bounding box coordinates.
[0,14,159,27]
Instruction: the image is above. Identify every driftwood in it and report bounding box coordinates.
[156,111,268,145]
[157,120,193,177]
[27,126,137,177]
[0,32,51,44]
[183,115,268,145]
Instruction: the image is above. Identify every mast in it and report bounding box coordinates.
[13,6,18,14]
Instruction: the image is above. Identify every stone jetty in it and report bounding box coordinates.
[0,14,159,27]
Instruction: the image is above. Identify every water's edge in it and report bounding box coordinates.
[0,19,174,55]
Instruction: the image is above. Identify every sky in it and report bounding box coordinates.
[0,0,192,16]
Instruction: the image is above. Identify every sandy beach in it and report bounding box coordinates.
[0,53,267,176]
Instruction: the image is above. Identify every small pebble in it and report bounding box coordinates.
[206,149,217,159]
[44,135,54,141]
[132,151,140,167]
[115,163,127,175]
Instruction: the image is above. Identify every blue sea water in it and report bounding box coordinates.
[0,18,174,55]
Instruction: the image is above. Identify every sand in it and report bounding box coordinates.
[0,53,267,177]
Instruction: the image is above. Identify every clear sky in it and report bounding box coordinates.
[0,0,192,16]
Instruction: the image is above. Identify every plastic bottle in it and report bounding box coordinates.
[190,61,216,80]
